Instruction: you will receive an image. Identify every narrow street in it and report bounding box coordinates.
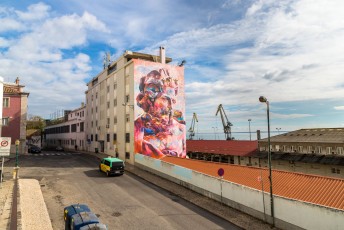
[15,151,241,230]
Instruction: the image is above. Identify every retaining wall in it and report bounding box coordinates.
[135,154,344,230]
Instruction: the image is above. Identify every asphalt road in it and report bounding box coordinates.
[17,151,241,230]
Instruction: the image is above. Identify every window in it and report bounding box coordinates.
[107,86,110,93]
[126,152,130,159]
[80,122,84,132]
[107,118,110,125]
[114,117,117,124]
[3,98,9,108]
[2,117,9,126]
[326,147,331,155]
[107,134,110,142]
[91,134,93,141]
[71,124,77,132]
[125,133,130,143]
[107,101,110,108]
[114,99,117,106]
[298,146,303,153]
[113,133,117,141]
[126,95,129,103]
[338,147,343,155]
[317,146,322,154]
[95,134,98,141]
[126,114,130,122]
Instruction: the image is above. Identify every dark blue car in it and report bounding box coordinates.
[28,145,41,153]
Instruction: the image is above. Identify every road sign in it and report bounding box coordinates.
[217,168,224,177]
[0,137,11,156]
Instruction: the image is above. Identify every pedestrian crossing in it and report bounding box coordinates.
[27,152,82,156]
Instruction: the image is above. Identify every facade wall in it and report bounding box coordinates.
[2,81,28,154]
[135,154,344,230]
[133,59,186,159]
[85,56,133,163]
[44,106,86,151]
[85,51,184,164]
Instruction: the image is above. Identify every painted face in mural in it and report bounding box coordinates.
[134,61,185,159]
[144,83,161,99]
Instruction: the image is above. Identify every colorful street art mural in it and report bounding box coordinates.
[134,59,186,159]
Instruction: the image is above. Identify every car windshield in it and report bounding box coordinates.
[112,162,123,167]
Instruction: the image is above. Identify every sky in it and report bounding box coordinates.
[0,0,343,140]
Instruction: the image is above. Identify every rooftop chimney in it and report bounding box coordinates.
[160,46,166,64]
[15,77,20,85]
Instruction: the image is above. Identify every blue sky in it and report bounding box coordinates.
[0,0,343,140]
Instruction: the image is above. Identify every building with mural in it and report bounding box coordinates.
[2,77,29,153]
[85,48,185,164]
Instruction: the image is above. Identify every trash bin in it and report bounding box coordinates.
[95,148,99,153]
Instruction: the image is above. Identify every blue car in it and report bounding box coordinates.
[28,145,41,153]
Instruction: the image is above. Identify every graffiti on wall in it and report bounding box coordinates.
[134,59,186,159]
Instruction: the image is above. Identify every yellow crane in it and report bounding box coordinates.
[188,113,198,140]
[215,104,233,140]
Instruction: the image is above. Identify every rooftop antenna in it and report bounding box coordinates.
[178,60,186,67]
[103,52,111,69]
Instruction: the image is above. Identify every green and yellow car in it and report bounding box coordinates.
[99,157,125,176]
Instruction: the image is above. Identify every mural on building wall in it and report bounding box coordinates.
[134,59,186,159]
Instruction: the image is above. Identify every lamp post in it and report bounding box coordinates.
[248,119,252,141]
[259,96,275,227]
[14,139,20,179]
[276,128,281,135]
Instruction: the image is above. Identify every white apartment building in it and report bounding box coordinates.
[85,48,186,164]
[44,104,86,151]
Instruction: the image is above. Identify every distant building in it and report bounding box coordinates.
[44,104,86,151]
[2,77,29,154]
[258,128,344,178]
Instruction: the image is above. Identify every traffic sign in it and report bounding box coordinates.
[218,168,224,177]
[0,137,11,156]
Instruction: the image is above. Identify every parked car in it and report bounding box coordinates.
[56,146,64,151]
[99,157,125,176]
[28,145,41,153]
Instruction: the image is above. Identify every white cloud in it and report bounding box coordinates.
[15,2,50,21]
[334,106,344,111]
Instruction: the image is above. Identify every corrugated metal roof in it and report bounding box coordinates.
[162,156,344,210]
[186,140,258,156]
[259,128,344,143]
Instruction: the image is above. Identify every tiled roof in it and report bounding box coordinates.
[259,128,344,143]
[186,140,258,156]
[162,156,344,210]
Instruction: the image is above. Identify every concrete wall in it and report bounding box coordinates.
[134,154,344,230]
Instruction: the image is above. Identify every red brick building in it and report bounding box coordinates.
[2,77,29,153]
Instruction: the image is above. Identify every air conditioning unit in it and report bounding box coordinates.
[106,124,110,128]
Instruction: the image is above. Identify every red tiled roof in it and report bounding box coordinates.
[186,140,258,156]
[162,156,344,210]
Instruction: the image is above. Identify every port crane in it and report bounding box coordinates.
[188,113,198,140]
[215,104,233,140]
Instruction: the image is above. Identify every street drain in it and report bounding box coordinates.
[112,212,122,217]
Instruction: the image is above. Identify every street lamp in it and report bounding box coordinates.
[248,119,252,141]
[14,139,20,179]
[15,140,20,167]
[276,128,281,135]
[259,96,275,227]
